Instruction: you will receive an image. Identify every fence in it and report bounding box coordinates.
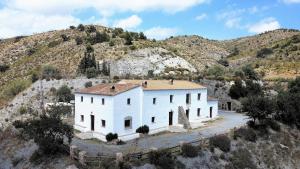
[70,138,208,167]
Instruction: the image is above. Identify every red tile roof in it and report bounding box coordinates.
[76,83,140,96]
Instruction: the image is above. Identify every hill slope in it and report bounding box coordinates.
[0,25,299,107]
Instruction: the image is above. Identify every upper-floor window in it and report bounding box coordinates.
[186,93,191,104]
[80,115,84,122]
[170,95,174,103]
[101,120,106,127]
[91,97,93,103]
[153,98,156,105]
[81,96,83,102]
[102,98,105,105]
[198,93,201,100]
[197,108,201,117]
[152,117,155,123]
[127,98,131,105]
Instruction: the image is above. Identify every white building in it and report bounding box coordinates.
[74,80,218,141]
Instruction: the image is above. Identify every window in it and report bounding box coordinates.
[198,93,201,100]
[91,97,93,103]
[152,117,155,123]
[127,98,131,105]
[102,98,105,105]
[153,98,156,104]
[197,108,201,117]
[80,115,84,122]
[170,95,173,103]
[186,93,191,104]
[124,117,132,129]
[81,96,83,102]
[101,120,106,127]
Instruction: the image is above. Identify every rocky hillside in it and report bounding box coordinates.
[0,25,299,107]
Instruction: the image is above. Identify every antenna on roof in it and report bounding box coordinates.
[111,85,116,92]
[142,81,148,88]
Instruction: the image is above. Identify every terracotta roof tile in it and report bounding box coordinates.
[119,80,206,90]
[76,83,139,96]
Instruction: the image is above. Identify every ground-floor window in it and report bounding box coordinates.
[124,116,132,129]
[101,120,106,127]
[80,115,84,122]
[152,117,155,123]
[197,108,201,117]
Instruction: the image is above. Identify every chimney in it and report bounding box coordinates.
[170,79,174,85]
[110,85,116,92]
[142,81,148,88]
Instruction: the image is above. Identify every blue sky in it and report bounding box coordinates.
[0,0,299,40]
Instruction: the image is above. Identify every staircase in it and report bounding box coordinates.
[178,106,192,129]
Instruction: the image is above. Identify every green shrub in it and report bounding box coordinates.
[242,65,259,80]
[77,24,85,31]
[218,58,229,67]
[48,40,60,48]
[209,135,231,152]
[86,25,96,33]
[31,72,39,83]
[69,26,75,29]
[124,32,133,45]
[2,79,31,98]
[136,125,149,134]
[106,133,118,142]
[109,40,115,46]
[234,127,257,142]
[41,65,61,80]
[56,85,74,103]
[86,67,98,78]
[61,34,69,41]
[230,148,257,169]
[256,48,273,58]
[75,36,83,45]
[85,81,93,88]
[265,119,281,131]
[181,144,198,157]
[229,79,247,99]
[148,149,175,169]
[13,120,26,129]
[0,64,9,72]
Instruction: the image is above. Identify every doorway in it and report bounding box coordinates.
[209,107,213,118]
[169,111,173,125]
[185,109,189,119]
[227,102,232,111]
[91,115,95,131]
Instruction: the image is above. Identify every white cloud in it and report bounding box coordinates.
[113,15,142,30]
[248,17,281,33]
[0,8,80,38]
[281,0,300,4]
[225,18,241,28]
[195,13,207,21]
[144,27,178,40]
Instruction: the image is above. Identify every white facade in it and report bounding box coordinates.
[74,81,218,141]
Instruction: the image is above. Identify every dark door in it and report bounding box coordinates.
[185,109,189,119]
[227,102,232,111]
[91,115,95,131]
[210,107,213,118]
[169,111,173,125]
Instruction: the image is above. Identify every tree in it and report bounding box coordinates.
[229,79,247,99]
[139,32,147,40]
[77,24,85,31]
[56,85,74,103]
[242,65,259,80]
[86,67,98,78]
[124,32,133,45]
[245,80,263,96]
[242,96,275,124]
[13,106,73,155]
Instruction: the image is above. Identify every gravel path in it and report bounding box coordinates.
[72,111,248,156]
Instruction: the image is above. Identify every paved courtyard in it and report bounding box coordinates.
[71,111,248,156]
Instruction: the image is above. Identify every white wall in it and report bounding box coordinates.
[74,93,114,137]
[207,100,218,118]
[142,88,208,131]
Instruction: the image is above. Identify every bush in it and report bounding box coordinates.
[124,32,133,45]
[86,67,98,78]
[31,72,39,83]
[242,65,259,80]
[41,65,61,80]
[69,26,75,29]
[230,148,257,169]
[86,25,96,33]
[136,125,149,134]
[109,40,115,46]
[0,64,9,72]
[234,127,257,142]
[61,34,69,41]
[106,133,118,142]
[148,149,175,169]
[256,48,273,58]
[75,36,83,45]
[209,135,231,152]
[56,85,74,103]
[2,79,31,98]
[229,79,247,99]
[85,81,93,88]
[205,65,225,79]
[218,58,229,67]
[181,144,198,157]
[77,24,85,31]
[265,119,281,131]
[13,120,26,129]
